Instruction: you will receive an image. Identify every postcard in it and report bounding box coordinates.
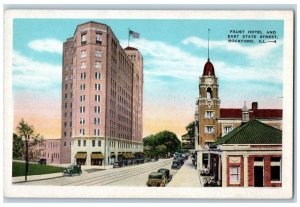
[3,9,294,199]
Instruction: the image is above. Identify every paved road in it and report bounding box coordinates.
[16,158,177,187]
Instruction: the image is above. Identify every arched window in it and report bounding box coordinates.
[207,87,212,99]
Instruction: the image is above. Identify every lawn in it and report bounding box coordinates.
[12,162,66,177]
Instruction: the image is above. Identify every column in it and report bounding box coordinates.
[222,152,227,187]
[243,155,249,187]
[218,155,222,182]
[86,139,91,165]
[197,150,203,171]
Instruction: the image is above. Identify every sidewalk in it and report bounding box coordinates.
[167,157,201,187]
[12,172,63,183]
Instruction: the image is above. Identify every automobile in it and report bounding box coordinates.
[150,158,156,162]
[145,158,151,163]
[38,158,47,165]
[127,160,133,165]
[171,160,181,169]
[146,172,166,187]
[113,161,123,168]
[63,164,82,176]
[157,168,172,182]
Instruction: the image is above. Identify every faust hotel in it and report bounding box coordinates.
[60,21,144,166]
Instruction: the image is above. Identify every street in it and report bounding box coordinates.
[16,158,176,186]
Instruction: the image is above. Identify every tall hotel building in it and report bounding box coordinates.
[60,21,143,165]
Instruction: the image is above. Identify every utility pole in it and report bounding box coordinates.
[25,134,29,181]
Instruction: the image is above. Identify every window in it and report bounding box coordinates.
[80,106,85,113]
[81,50,87,58]
[96,32,102,44]
[64,84,68,90]
[95,50,102,57]
[80,84,86,91]
[79,129,85,136]
[80,61,87,69]
[94,129,100,136]
[95,83,101,91]
[64,103,67,109]
[95,95,101,102]
[95,72,101,80]
[83,140,86,147]
[80,72,86,80]
[271,157,281,182]
[80,118,85,125]
[206,87,212,99]
[92,140,95,147]
[64,142,67,147]
[65,94,68,99]
[94,117,101,125]
[81,33,87,45]
[78,140,81,147]
[64,75,68,80]
[95,61,101,68]
[223,126,233,135]
[63,131,66,137]
[80,95,85,102]
[205,111,214,119]
[205,126,214,134]
[98,140,101,147]
[70,122,72,127]
[229,166,240,183]
[94,106,101,113]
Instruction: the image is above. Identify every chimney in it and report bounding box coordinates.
[252,102,258,110]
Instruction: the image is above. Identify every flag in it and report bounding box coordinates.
[129,30,140,39]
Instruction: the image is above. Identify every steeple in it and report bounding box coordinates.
[202,29,215,76]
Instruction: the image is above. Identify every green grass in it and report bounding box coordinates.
[12,162,66,177]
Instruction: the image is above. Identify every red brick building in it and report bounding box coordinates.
[208,119,282,187]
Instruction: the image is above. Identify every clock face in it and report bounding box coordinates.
[205,78,213,85]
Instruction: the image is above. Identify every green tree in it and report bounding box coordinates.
[143,130,181,158]
[15,119,44,181]
[13,133,24,159]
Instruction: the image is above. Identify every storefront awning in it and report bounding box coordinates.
[110,152,115,158]
[75,152,87,159]
[91,152,104,159]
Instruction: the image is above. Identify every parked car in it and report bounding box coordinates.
[146,172,166,187]
[63,164,82,176]
[113,161,123,168]
[38,158,47,165]
[145,158,151,163]
[171,160,181,170]
[157,168,172,182]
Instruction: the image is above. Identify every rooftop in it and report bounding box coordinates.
[214,119,282,145]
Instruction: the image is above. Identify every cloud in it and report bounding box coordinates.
[182,36,282,60]
[13,51,62,91]
[122,38,282,84]
[28,38,63,54]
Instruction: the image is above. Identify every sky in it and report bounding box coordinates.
[12,19,284,139]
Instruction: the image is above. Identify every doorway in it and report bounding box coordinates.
[254,166,264,187]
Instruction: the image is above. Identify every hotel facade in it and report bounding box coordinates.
[60,21,143,165]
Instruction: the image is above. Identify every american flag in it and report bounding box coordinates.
[129,30,140,39]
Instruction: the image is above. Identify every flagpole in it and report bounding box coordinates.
[128,28,130,47]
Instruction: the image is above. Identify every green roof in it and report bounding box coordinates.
[214,119,282,145]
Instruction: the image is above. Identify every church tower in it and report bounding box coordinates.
[198,30,220,149]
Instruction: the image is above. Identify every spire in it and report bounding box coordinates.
[242,101,248,112]
[208,29,210,60]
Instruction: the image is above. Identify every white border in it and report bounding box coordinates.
[3,10,294,199]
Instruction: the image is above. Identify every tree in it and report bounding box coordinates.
[181,121,196,150]
[13,133,24,159]
[143,130,181,158]
[15,119,44,181]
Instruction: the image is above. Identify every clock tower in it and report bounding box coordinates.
[198,58,220,149]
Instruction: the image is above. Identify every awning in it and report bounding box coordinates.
[91,152,104,159]
[122,153,129,159]
[126,152,134,159]
[75,152,87,159]
[110,152,115,158]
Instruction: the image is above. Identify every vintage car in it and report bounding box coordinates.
[63,164,82,176]
[157,168,172,182]
[38,158,47,165]
[171,160,181,169]
[113,161,123,168]
[146,172,166,187]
